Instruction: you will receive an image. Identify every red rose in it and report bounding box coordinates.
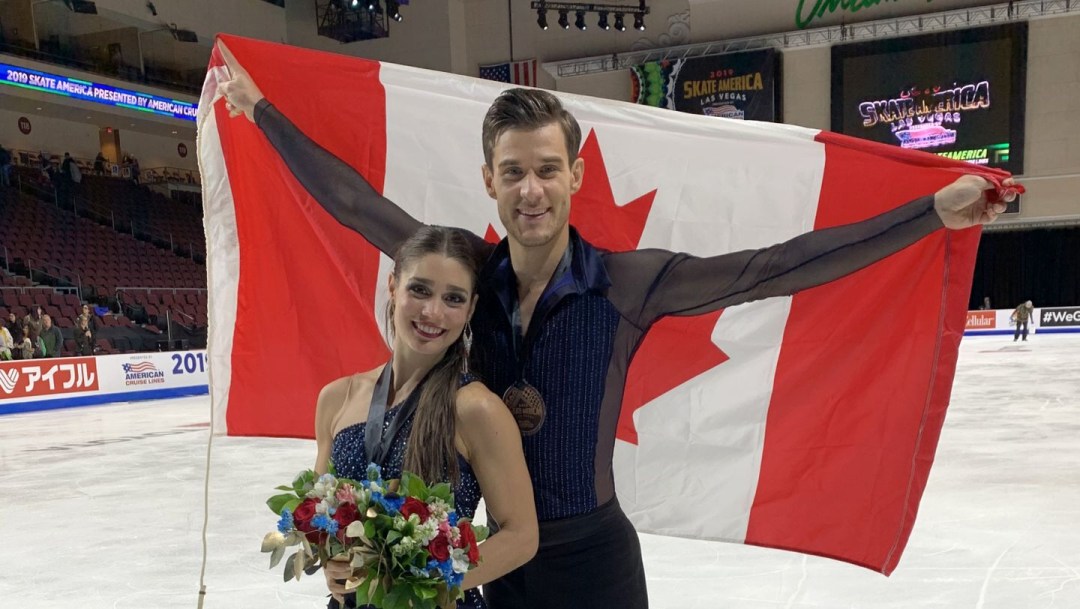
[400,497,431,523]
[292,498,326,543]
[333,502,360,542]
[292,498,319,532]
[427,532,451,562]
[457,521,480,564]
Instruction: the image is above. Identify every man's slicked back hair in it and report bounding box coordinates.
[482,88,582,167]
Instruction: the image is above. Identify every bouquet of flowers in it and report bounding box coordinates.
[262,463,488,609]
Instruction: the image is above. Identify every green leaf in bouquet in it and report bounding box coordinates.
[383,586,405,609]
[292,470,315,495]
[386,530,402,545]
[472,524,490,542]
[435,584,456,609]
[364,519,376,540]
[359,575,386,607]
[400,471,429,499]
[417,585,438,601]
[285,531,305,547]
[266,493,295,515]
[428,482,453,502]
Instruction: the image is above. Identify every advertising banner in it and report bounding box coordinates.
[631,49,781,122]
[0,350,208,414]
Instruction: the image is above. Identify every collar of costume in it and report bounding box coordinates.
[480,226,612,316]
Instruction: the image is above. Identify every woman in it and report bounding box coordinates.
[313,226,537,608]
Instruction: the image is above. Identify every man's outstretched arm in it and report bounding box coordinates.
[607,175,1018,325]
[216,40,421,256]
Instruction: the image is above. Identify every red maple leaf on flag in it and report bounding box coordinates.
[570,129,729,445]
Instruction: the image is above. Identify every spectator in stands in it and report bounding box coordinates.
[17,325,36,360]
[5,312,21,344]
[131,155,141,185]
[39,314,62,357]
[0,323,12,360]
[39,150,53,183]
[94,152,106,176]
[74,315,94,356]
[78,303,99,333]
[23,305,44,338]
[0,144,12,187]
[67,152,83,186]
[980,296,992,310]
[58,152,75,203]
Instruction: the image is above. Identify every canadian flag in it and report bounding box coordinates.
[198,35,1009,574]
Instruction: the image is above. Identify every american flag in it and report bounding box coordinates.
[478,58,538,87]
[123,362,158,373]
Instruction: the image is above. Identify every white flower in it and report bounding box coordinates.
[450,548,470,574]
[414,520,438,546]
[427,498,450,521]
[393,515,407,531]
[313,473,338,497]
[392,536,418,557]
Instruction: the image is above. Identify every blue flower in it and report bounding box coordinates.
[277,508,294,534]
[447,511,458,527]
[366,462,383,482]
[311,513,339,535]
[372,491,404,515]
[436,559,463,587]
[446,570,464,588]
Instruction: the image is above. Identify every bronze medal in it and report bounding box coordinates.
[502,380,546,436]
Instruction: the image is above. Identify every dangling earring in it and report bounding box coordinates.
[386,302,396,341]
[461,321,473,375]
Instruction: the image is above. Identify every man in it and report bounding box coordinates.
[39,314,63,358]
[74,314,94,356]
[217,42,1017,608]
[1011,300,1034,341]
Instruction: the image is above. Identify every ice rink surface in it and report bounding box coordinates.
[3,334,1078,608]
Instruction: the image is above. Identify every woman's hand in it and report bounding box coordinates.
[215,40,265,122]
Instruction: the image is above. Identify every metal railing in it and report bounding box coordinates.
[143,167,201,187]
[26,259,82,300]
[115,286,207,297]
[0,39,202,95]
[12,166,204,262]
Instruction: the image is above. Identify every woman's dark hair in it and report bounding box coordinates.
[389,226,482,485]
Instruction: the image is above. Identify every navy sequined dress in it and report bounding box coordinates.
[328,374,486,609]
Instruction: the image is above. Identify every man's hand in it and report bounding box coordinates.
[934,175,1021,230]
[215,40,265,122]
